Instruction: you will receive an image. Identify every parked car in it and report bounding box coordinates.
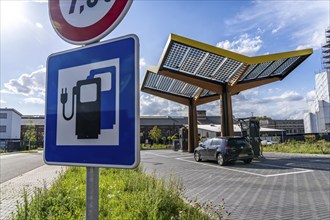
[261,140,278,145]
[194,137,254,166]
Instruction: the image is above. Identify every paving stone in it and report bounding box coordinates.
[141,150,330,220]
[0,165,65,220]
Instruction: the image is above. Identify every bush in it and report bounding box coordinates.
[262,140,330,154]
[304,135,316,143]
[141,144,171,150]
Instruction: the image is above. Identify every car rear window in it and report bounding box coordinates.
[211,139,222,145]
[227,139,249,148]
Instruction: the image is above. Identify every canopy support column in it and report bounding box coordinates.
[221,86,234,136]
[188,100,198,153]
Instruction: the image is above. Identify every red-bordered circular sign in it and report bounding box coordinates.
[49,0,132,45]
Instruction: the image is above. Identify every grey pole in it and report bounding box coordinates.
[86,167,99,220]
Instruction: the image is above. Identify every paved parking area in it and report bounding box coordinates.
[141,150,330,220]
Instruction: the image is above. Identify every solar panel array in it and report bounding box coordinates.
[141,34,312,103]
[143,70,216,99]
[162,42,306,84]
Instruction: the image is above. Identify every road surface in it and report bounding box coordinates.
[0,152,44,183]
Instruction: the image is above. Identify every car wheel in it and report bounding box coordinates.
[217,153,225,166]
[244,159,252,164]
[194,151,201,162]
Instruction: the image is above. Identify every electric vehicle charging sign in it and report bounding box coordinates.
[44,35,140,168]
[49,0,132,45]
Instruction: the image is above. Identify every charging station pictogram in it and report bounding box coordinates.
[57,59,119,145]
[44,35,139,168]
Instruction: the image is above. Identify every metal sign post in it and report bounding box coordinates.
[86,167,99,220]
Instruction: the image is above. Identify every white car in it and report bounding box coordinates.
[261,140,274,145]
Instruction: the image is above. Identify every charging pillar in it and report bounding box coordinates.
[188,100,198,153]
[221,86,234,137]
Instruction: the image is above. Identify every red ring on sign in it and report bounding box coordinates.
[49,0,129,44]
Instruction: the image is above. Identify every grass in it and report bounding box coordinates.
[13,166,230,220]
[262,140,330,154]
[20,150,39,153]
[141,144,172,150]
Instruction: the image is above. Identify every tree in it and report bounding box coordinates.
[23,120,37,150]
[255,116,272,121]
[149,126,162,144]
[161,136,167,144]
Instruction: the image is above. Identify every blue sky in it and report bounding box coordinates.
[1,0,329,120]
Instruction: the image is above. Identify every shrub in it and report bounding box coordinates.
[262,140,330,154]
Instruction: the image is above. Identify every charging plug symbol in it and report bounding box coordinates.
[61,88,75,121]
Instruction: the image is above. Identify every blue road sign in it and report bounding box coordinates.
[44,35,140,168]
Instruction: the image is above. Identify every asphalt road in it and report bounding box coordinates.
[0,152,44,183]
[141,150,330,220]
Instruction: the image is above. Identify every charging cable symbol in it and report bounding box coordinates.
[61,78,101,139]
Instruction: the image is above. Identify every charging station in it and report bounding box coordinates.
[44,35,140,168]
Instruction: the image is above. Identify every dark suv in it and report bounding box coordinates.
[194,137,254,166]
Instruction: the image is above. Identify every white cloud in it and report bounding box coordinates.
[296,31,326,50]
[241,88,259,96]
[271,25,282,34]
[216,34,262,56]
[2,66,46,97]
[23,97,45,104]
[35,22,43,28]
[140,93,187,116]
[232,90,308,119]
[225,0,328,50]
[261,91,304,103]
[140,58,147,67]
[306,90,316,101]
[140,88,309,119]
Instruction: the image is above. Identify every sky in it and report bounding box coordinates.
[0,0,329,120]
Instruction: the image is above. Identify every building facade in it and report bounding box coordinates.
[0,108,22,149]
[304,71,330,133]
[304,27,330,133]
[260,119,304,134]
[21,115,45,148]
[140,112,221,144]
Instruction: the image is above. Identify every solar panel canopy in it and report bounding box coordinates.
[141,33,312,105]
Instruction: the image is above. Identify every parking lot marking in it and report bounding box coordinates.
[176,157,314,178]
[144,151,188,158]
[144,152,171,158]
[177,158,266,177]
[255,162,306,170]
[264,170,313,177]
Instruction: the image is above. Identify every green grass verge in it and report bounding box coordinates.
[20,150,39,153]
[141,144,172,150]
[262,140,330,154]
[14,166,229,220]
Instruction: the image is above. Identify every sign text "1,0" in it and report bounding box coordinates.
[69,0,112,14]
